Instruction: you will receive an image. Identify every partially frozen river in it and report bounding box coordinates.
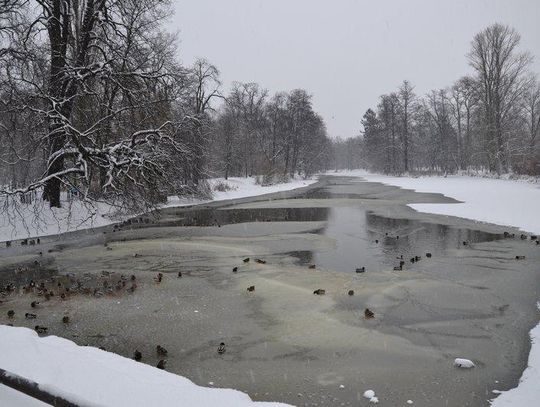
[1,175,539,406]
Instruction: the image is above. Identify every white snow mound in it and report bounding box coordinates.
[363,390,376,399]
[454,358,475,368]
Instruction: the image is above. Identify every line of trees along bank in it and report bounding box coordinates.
[208,84,332,183]
[348,24,540,176]
[0,0,333,212]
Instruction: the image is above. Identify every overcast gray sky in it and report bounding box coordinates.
[170,0,540,139]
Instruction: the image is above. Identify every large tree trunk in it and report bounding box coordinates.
[42,123,65,207]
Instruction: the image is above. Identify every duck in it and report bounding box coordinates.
[156,345,168,357]
[217,342,226,354]
[127,283,137,293]
[232,267,238,273]
[62,316,69,324]
[515,255,526,260]
[243,258,250,263]
[5,241,11,247]
[531,235,537,240]
[7,310,14,318]
[25,313,37,319]
[255,259,266,264]
[247,285,255,292]
[355,267,365,273]
[308,264,316,269]
[410,257,416,263]
[364,308,375,319]
[415,255,421,261]
[399,260,405,267]
[154,273,163,283]
[426,253,432,258]
[463,241,469,246]
[348,290,354,296]
[156,359,166,369]
[36,238,40,244]
[177,271,182,278]
[375,239,379,244]
[393,265,402,271]
[313,289,325,295]
[34,325,48,334]
[520,234,527,240]
[133,351,142,361]
[31,301,39,308]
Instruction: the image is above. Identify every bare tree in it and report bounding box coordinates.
[0,0,193,211]
[398,80,415,172]
[468,23,532,173]
[519,76,540,173]
[184,58,222,186]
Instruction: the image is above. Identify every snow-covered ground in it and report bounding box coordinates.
[0,384,49,407]
[331,169,540,406]
[0,326,290,407]
[166,177,316,207]
[0,177,316,242]
[332,169,540,235]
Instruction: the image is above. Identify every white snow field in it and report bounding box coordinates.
[334,169,540,235]
[332,170,540,406]
[0,326,291,407]
[0,176,315,242]
[0,384,49,407]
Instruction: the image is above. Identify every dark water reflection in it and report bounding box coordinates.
[176,203,502,274]
[308,207,502,273]
[174,207,330,226]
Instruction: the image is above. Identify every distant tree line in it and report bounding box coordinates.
[208,84,332,183]
[343,24,540,175]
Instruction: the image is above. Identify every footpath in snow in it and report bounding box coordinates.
[0,177,316,242]
[332,169,540,407]
[0,326,290,407]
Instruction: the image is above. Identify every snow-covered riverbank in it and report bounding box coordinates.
[0,177,316,242]
[332,169,540,406]
[332,169,540,234]
[0,326,290,407]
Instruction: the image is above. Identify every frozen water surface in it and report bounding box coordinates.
[1,175,539,406]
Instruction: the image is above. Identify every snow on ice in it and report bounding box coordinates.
[454,358,475,368]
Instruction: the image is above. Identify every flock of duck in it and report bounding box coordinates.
[236,248,431,322]
[235,230,536,323]
[1,226,537,372]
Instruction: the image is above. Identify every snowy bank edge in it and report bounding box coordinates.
[0,326,291,407]
[0,176,317,242]
[488,303,540,406]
